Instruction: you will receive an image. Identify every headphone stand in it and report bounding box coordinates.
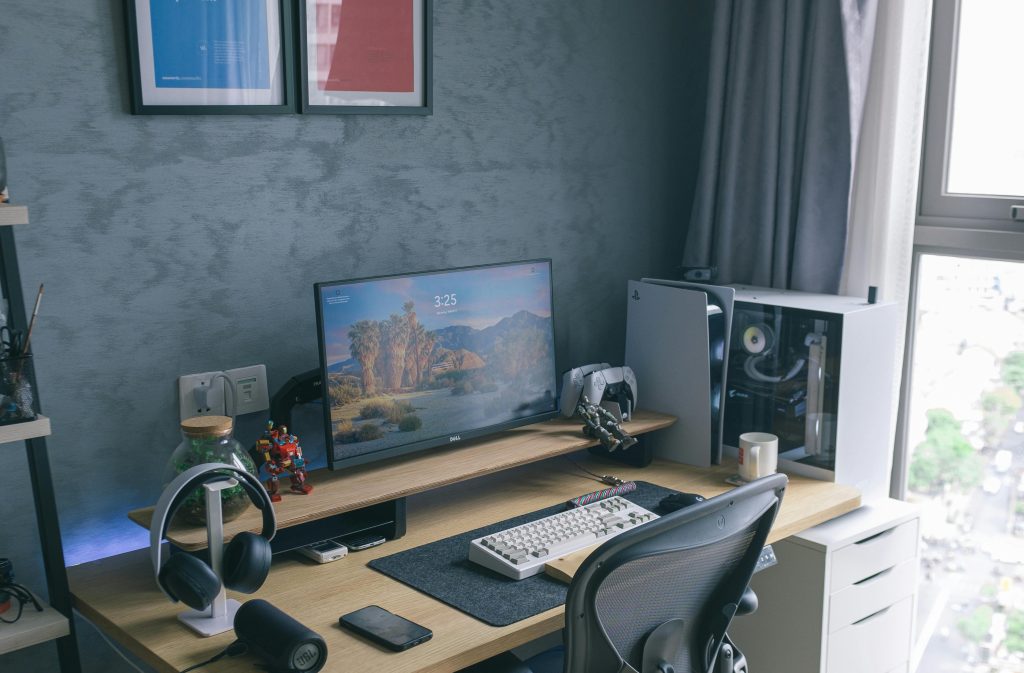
[177,479,242,637]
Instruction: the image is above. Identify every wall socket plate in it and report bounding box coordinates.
[178,365,269,422]
[178,371,226,422]
[225,365,269,416]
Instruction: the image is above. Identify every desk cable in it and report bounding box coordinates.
[561,457,639,506]
[193,373,238,423]
[180,640,248,672]
[562,455,624,486]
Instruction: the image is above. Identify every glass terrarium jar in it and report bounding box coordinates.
[163,415,257,526]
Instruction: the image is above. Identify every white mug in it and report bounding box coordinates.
[738,432,779,481]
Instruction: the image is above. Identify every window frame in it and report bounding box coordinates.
[893,0,1024,498]
[917,0,1024,228]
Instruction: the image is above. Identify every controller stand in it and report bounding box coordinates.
[588,434,653,467]
[178,479,242,637]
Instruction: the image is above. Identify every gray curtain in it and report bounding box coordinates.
[682,0,877,294]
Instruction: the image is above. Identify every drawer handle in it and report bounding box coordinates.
[854,528,895,546]
[852,606,891,626]
[853,566,894,586]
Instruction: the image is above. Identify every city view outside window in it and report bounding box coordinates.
[908,255,1024,672]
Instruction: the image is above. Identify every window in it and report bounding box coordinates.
[904,254,1024,669]
[901,1,1024,669]
[917,0,1024,225]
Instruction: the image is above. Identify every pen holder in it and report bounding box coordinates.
[0,355,35,425]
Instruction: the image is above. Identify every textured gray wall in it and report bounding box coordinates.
[0,0,699,670]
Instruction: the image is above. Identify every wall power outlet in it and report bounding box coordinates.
[178,371,226,421]
[178,365,269,422]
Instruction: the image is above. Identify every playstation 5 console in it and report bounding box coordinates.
[624,279,732,467]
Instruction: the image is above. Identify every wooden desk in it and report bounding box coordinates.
[69,454,860,673]
[127,411,677,551]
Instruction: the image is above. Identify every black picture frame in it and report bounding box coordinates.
[124,0,298,115]
[298,0,432,115]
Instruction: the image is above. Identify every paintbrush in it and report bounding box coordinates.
[21,284,43,356]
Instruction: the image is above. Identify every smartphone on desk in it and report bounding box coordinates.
[339,605,432,652]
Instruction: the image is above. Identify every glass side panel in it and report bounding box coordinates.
[723,302,842,472]
[945,1,1024,198]
[908,254,1024,671]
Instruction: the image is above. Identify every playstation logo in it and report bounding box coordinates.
[631,290,640,301]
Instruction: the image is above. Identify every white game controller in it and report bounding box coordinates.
[559,364,639,452]
[559,363,611,417]
[581,366,638,421]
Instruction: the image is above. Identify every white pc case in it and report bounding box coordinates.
[722,286,900,502]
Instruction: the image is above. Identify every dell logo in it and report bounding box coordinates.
[631,290,640,301]
[449,435,461,442]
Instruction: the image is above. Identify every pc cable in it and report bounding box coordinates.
[562,456,637,507]
[742,354,806,383]
[180,640,249,673]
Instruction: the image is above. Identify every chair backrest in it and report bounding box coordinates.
[562,473,787,673]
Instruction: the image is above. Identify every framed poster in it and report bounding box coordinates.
[125,0,296,114]
[299,0,432,114]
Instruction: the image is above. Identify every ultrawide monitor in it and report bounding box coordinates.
[315,260,558,469]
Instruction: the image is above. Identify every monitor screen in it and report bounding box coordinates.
[315,260,558,469]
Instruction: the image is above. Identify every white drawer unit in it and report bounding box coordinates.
[727,499,920,673]
[827,596,914,673]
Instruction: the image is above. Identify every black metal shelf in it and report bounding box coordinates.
[0,209,81,671]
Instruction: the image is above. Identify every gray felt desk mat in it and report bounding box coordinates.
[367,481,677,626]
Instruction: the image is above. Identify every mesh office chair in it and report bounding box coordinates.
[465,473,787,673]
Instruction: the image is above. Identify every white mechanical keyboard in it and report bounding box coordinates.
[468,496,659,580]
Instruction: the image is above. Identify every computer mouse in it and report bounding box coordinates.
[659,492,706,512]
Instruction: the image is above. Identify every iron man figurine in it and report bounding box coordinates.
[258,420,313,502]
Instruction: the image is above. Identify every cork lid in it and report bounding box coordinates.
[181,415,233,438]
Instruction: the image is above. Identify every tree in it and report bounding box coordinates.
[380,310,412,391]
[416,328,436,387]
[981,386,1021,444]
[958,605,992,644]
[348,320,381,396]
[1007,611,1024,654]
[908,409,983,493]
[404,317,425,389]
[1002,351,1024,396]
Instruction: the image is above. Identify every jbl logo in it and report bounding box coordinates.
[292,643,320,670]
